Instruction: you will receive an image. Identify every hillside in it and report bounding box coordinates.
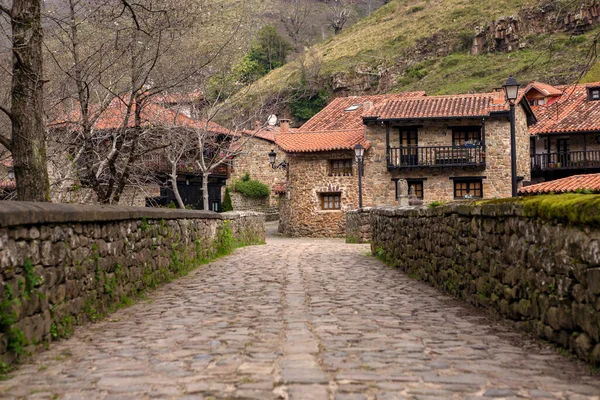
[234,0,600,122]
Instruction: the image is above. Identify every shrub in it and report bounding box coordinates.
[428,200,445,208]
[234,178,270,198]
[222,188,234,211]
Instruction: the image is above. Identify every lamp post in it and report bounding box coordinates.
[502,75,520,197]
[268,149,287,169]
[354,143,365,209]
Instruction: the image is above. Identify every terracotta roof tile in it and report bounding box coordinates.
[363,92,516,120]
[241,126,296,142]
[525,82,563,97]
[52,99,231,135]
[298,92,426,132]
[272,183,286,193]
[0,180,15,189]
[519,173,600,194]
[275,130,369,153]
[530,83,600,135]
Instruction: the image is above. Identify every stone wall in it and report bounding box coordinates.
[0,202,265,364]
[230,136,286,208]
[346,208,372,243]
[370,202,600,365]
[229,192,279,221]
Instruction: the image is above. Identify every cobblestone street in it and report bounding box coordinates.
[0,222,599,400]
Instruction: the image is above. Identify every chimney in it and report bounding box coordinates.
[280,119,290,133]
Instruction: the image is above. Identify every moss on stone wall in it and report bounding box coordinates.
[478,193,600,227]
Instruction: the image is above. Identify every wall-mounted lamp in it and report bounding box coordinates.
[268,149,287,169]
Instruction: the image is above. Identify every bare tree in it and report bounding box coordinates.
[326,0,354,35]
[0,0,50,201]
[280,0,310,46]
[44,0,245,205]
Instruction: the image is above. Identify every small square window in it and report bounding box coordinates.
[453,179,483,199]
[408,181,424,200]
[320,192,341,210]
[330,159,353,176]
[589,88,600,100]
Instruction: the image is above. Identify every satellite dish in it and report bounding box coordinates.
[267,114,278,126]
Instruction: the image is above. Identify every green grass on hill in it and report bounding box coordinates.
[234,0,598,115]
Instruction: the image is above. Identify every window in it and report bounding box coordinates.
[320,192,341,210]
[528,98,546,106]
[589,88,600,101]
[345,104,361,112]
[408,180,424,200]
[330,159,353,176]
[453,178,483,199]
[452,127,482,146]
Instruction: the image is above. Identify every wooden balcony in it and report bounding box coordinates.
[531,150,600,172]
[388,146,486,169]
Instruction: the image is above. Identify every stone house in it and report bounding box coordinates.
[526,81,600,183]
[228,122,288,213]
[277,91,535,237]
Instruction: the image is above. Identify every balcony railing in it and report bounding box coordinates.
[388,145,486,168]
[531,150,600,171]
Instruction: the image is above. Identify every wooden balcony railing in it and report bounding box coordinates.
[531,150,600,171]
[388,145,486,169]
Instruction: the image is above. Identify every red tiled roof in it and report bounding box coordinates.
[52,99,231,135]
[519,173,600,195]
[363,92,514,120]
[298,92,426,132]
[272,183,286,193]
[275,130,369,153]
[1,158,11,168]
[525,82,563,97]
[241,126,296,142]
[0,180,15,189]
[530,83,600,135]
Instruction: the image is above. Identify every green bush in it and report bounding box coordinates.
[222,188,234,211]
[234,178,270,198]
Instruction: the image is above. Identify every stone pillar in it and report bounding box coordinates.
[397,179,409,206]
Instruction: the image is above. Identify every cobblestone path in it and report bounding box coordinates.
[1,223,599,400]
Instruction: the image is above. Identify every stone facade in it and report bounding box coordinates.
[365,108,531,204]
[370,202,600,365]
[230,136,286,209]
[0,202,265,364]
[280,107,530,237]
[279,151,360,237]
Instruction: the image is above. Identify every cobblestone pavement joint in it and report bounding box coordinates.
[1,222,599,399]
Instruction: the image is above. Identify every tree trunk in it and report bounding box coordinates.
[11,0,50,201]
[170,164,185,209]
[202,171,209,211]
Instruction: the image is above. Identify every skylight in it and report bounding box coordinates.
[345,104,362,112]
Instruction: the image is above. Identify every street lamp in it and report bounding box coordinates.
[503,75,520,197]
[354,143,365,209]
[268,149,287,169]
